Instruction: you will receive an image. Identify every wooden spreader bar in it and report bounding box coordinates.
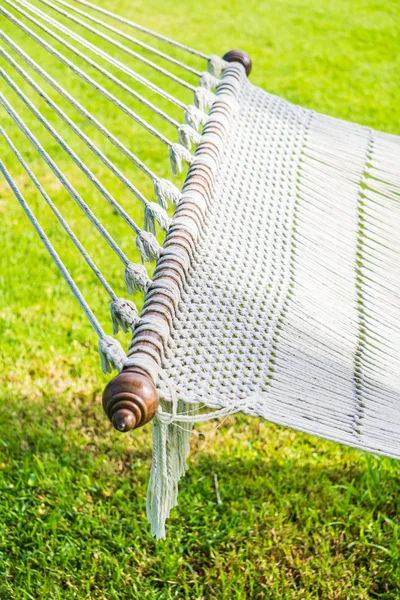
[103,51,252,432]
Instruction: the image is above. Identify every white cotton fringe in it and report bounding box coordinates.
[146,400,193,540]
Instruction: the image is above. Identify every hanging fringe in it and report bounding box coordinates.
[146,400,193,540]
[184,105,208,131]
[154,178,182,208]
[207,54,228,77]
[194,88,217,112]
[178,124,202,150]
[144,202,172,234]
[110,298,139,334]
[136,230,163,262]
[199,71,220,90]
[98,335,126,373]
[124,262,152,294]
[169,144,194,176]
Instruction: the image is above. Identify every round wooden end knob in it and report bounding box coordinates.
[102,368,158,432]
[223,50,252,76]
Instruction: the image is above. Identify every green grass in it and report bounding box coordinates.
[0,0,400,597]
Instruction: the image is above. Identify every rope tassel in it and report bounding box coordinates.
[110,298,139,334]
[169,143,194,176]
[178,124,202,150]
[194,88,217,112]
[136,230,163,262]
[199,71,220,90]
[144,202,172,234]
[98,335,126,373]
[184,105,208,131]
[124,262,151,294]
[207,54,228,77]
[154,178,182,208]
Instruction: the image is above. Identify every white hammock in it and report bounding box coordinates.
[1,0,399,540]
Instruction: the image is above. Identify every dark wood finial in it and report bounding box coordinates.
[223,50,252,76]
[102,367,158,432]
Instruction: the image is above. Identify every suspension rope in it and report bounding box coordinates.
[69,0,208,60]
[3,0,187,110]
[0,32,161,184]
[0,92,131,265]
[0,158,105,338]
[51,0,202,77]
[36,0,198,90]
[0,49,167,221]
[0,68,148,238]
[0,44,160,208]
[1,127,118,301]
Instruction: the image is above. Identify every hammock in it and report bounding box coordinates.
[1,0,400,539]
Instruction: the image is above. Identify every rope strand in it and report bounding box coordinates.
[0,31,160,183]
[0,91,130,265]
[0,127,118,301]
[0,67,146,236]
[4,0,186,110]
[69,0,208,60]
[36,0,197,91]
[51,0,202,76]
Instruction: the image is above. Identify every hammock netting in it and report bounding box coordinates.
[1,0,400,539]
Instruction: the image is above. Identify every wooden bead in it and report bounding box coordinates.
[222,50,252,76]
[102,368,158,432]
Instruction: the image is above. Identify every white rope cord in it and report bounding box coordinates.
[37,0,198,91]
[51,0,202,77]
[0,92,131,265]
[2,2,181,144]
[4,0,186,111]
[0,44,168,220]
[0,158,104,337]
[0,157,127,371]
[0,56,172,233]
[1,126,117,300]
[70,0,208,60]
[0,68,151,237]
[0,32,167,186]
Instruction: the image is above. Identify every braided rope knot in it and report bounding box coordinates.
[154,178,182,208]
[194,88,216,112]
[144,202,172,234]
[169,143,194,176]
[178,124,202,150]
[184,105,208,131]
[98,335,126,373]
[124,262,152,294]
[110,298,139,334]
[199,71,220,90]
[136,230,163,262]
[207,54,228,77]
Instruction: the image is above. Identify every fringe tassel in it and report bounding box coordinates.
[124,262,152,294]
[144,202,172,234]
[154,178,182,208]
[146,400,193,540]
[184,105,208,131]
[98,335,126,373]
[194,88,217,112]
[169,144,194,176]
[110,298,139,334]
[178,124,202,150]
[136,230,163,262]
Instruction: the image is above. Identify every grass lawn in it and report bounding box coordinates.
[0,0,400,597]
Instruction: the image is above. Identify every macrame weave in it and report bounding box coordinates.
[1,0,399,540]
[128,65,400,537]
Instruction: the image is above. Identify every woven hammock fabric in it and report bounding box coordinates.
[1,0,400,539]
[138,67,400,459]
